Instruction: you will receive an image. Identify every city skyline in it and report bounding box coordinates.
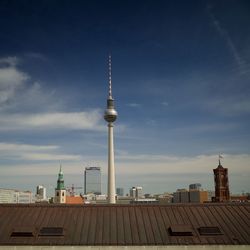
[0,0,249,195]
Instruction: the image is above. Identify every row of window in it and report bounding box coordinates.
[11,227,64,237]
[11,226,222,238]
[168,226,222,236]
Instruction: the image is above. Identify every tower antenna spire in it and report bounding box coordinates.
[108,54,112,99]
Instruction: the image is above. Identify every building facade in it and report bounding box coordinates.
[173,189,208,203]
[0,188,33,203]
[130,187,136,198]
[84,167,101,195]
[116,187,124,196]
[189,183,202,190]
[130,186,143,199]
[213,160,230,202]
[36,185,46,200]
[54,166,66,204]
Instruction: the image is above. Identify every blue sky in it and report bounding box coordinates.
[0,0,249,196]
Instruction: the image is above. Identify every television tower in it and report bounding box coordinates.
[104,55,118,204]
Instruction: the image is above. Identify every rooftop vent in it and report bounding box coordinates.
[39,227,64,236]
[10,227,34,237]
[169,225,193,236]
[198,227,223,235]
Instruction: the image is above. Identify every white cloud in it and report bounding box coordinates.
[1,152,249,182]
[0,110,104,131]
[0,56,61,112]
[207,98,250,116]
[208,7,249,76]
[0,143,58,152]
[146,119,157,126]
[25,52,47,61]
[21,153,81,161]
[116,153,250,175]
[0,56,19,67]
[0,56,106,132]
[169,122,239,135]
[0,142,82,162]
[0,161,86,176]
[127,103,141,107]
[0,57,29,104]
[161,102,169,106]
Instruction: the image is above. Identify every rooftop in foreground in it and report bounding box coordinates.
[0,203,249,246]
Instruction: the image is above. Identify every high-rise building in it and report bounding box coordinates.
[136,187,143,199]
[84,167,101,195]
[213,159,230,202]
[130,186,143,199]
[54,166,66,204]
[189,190,208,203]
[116,187,124,196]
[130,187,136,198]
[173,188,208,203]
[36,185,46,200]
[104,55,118,204]
[189,183,202,190]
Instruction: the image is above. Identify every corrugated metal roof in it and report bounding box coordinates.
[0,203,249,245]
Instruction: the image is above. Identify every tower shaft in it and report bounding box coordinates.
[108,123,116,203]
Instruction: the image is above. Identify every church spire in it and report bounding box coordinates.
[54,165,66,204]
[57,165,65,190]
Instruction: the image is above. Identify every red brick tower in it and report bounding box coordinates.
[213,158,230,202]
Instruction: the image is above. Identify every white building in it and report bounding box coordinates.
[136,186,143,199]
[36,185,47,200]
[130,186,144,199]
[16,191,33,203]
[130,187,136,198]
[0,188,33,203]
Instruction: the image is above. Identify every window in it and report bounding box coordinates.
[39,227,64,236]
[198,227,223,235]
[10,227,34,237]
[169,225,193,236]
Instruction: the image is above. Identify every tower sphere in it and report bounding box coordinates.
[104,94,117,123]
[104,106,117,123]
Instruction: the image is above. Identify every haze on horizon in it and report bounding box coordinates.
[0,0,249,196]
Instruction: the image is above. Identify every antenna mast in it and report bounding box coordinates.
[108,54,112,99]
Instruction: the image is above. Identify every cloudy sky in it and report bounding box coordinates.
[0,0,249,196]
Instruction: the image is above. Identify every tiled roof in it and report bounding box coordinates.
[0,203,249,245]
[66,196,84,204]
